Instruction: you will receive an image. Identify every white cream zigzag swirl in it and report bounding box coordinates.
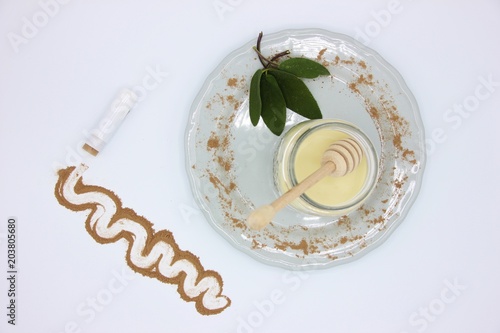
[55,164,231,315]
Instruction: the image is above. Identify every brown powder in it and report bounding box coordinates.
[217,156,231,172]
[337,215,350,225]
[226,76,247,91]
[368,106,380,119]
[228,215,245,229]
[251,238,263,250]
[393,133,403,151]
[201,91,244,230]
[317,47,329,66]
[394,175,409,190]
[402,149,415,159]
[341,57,355,65]
[206,167,242,227]
[317,48,327,60]
[292,239,309,255]
[226,95,242,111]
[274,238,310,256]
[208,132,233,173]
[55,166,231,316]
[357,74,374,85]
[227,77,238,87]
[369,216,385,225]
[359,206,374,217]
[332,55,340,66]
[207,133,220,150]
[208,172,231,195]
[349,73,376,97]
[348,82,361,95]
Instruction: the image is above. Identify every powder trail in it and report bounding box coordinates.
[55,164,231,315]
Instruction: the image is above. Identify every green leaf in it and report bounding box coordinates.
[260,73,286,136]
[278,58,330,78]
[249,69,263,126]
[268,69,323,120]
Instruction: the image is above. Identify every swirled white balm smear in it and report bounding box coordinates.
[55,164,231,315]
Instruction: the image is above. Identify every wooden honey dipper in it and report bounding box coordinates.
[247,138,364,230]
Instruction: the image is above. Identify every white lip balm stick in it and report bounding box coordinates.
[82,89,138,156]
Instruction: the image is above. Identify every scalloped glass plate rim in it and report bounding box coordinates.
[184,28,426,270]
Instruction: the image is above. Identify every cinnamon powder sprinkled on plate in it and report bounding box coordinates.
[191,45,422,264]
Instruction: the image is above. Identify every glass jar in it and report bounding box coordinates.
[274,119,378,216]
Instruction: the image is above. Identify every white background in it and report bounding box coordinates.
[1,1,499,332]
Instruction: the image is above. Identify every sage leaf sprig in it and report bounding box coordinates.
[249,32,330,136]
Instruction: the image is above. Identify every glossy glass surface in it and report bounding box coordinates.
[185,29,425,269]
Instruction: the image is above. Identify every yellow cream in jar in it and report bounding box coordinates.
[293,129,368,206]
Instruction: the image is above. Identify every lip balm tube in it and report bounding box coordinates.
[82,89,138,156]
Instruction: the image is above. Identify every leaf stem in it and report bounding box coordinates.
[255,32,267,68]
[269,50,291,64]
[254,32,291,69]
[252,47,280,69]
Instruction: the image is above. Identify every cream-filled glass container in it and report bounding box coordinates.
[274,119,378,216]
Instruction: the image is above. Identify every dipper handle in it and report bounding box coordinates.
[247,138,363,230]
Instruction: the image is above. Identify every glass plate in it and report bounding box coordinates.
[185,28,425,270]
